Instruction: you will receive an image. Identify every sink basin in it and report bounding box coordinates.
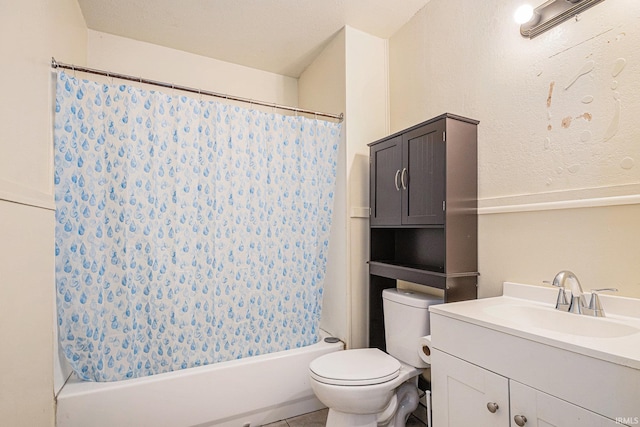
[483,303,640,338]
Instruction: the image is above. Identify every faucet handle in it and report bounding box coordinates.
[586,288,618,317]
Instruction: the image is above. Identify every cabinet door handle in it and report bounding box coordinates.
[486,402,499,413]
[394,169,401,191]
[514,415,528,426]
[400,168,408,190]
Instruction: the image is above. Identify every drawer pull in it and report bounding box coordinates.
[514,415,528,426]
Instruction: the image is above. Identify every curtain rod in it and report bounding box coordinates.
[51,57,344,122]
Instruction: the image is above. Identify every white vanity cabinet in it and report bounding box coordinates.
[432,349,509,426]
[433,349,622,427]
[429,282,640,427]
[510,381,619,427]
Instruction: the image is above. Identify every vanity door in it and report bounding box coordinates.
[432,349,510,427]
[510,381,620,427]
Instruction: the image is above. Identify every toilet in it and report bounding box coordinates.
[309,288,442,427]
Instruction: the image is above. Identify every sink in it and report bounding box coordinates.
[483,303,640,338]
[429,282,640,423]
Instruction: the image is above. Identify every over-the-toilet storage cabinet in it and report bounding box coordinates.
[368,113,479,350]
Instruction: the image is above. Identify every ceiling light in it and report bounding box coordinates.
[514,5,537,25]
[519,0,607,39]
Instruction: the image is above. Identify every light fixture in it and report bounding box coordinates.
[518,0,607,39]
[514,5,539,25]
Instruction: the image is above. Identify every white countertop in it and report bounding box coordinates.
[430,282,640,370]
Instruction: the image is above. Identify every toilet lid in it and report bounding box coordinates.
[309,348,400,386]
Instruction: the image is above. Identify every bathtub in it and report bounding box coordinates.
[56,331,343,427]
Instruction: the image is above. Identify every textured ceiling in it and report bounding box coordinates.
[77,0,430,77]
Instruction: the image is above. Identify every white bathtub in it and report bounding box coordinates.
[56,331,343,427]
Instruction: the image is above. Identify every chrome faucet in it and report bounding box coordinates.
[546,270,587,314]
[546,271,619,317]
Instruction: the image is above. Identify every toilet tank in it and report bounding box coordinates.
[382,288,443,367]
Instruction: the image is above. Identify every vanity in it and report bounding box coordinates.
[430,282,640,426]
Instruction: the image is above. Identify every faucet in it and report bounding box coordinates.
[547,270,587,314]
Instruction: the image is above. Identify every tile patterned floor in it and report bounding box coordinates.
[262,405,429,426]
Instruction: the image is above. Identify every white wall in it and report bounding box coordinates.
[0,0,87,425]
[87,30,298,108]
[300,27,389,347]
[344,27,389,348]
[299,29,349,343]
[389,0,640,297]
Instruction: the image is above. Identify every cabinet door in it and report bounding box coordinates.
[402,120,446,225]
[370,136,402,226]
[432,349,510,427]
[510,381,620,427]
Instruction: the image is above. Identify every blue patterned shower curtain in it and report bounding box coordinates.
[54,72,340,382]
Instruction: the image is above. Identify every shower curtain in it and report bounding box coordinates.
[54,72,341,382]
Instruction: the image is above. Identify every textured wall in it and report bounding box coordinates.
[391,0,640,200]
[389,0,640,297]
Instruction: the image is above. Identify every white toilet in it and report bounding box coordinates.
[309,288,442,427]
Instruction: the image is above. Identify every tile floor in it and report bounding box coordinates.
[262,405,429,426]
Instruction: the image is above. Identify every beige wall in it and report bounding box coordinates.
[344,27,389,348]
[299,27,388,348]
[389,0,640,297]
[299,29,349,342]
[0,0,87,426]
[87,30,299,108]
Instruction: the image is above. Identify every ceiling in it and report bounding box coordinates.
[77,0,430,78]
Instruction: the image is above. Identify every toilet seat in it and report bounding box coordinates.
[309,348,401,386]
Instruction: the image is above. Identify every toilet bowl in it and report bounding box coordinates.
[309,288,443,427]
[309,348,420,427]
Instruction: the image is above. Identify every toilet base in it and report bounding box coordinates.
[326,409,378,427]
[324,382,420,427]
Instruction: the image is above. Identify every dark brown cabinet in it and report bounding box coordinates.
[370,136,403,225]
[370,119,447,226]
[368,113,479,350]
